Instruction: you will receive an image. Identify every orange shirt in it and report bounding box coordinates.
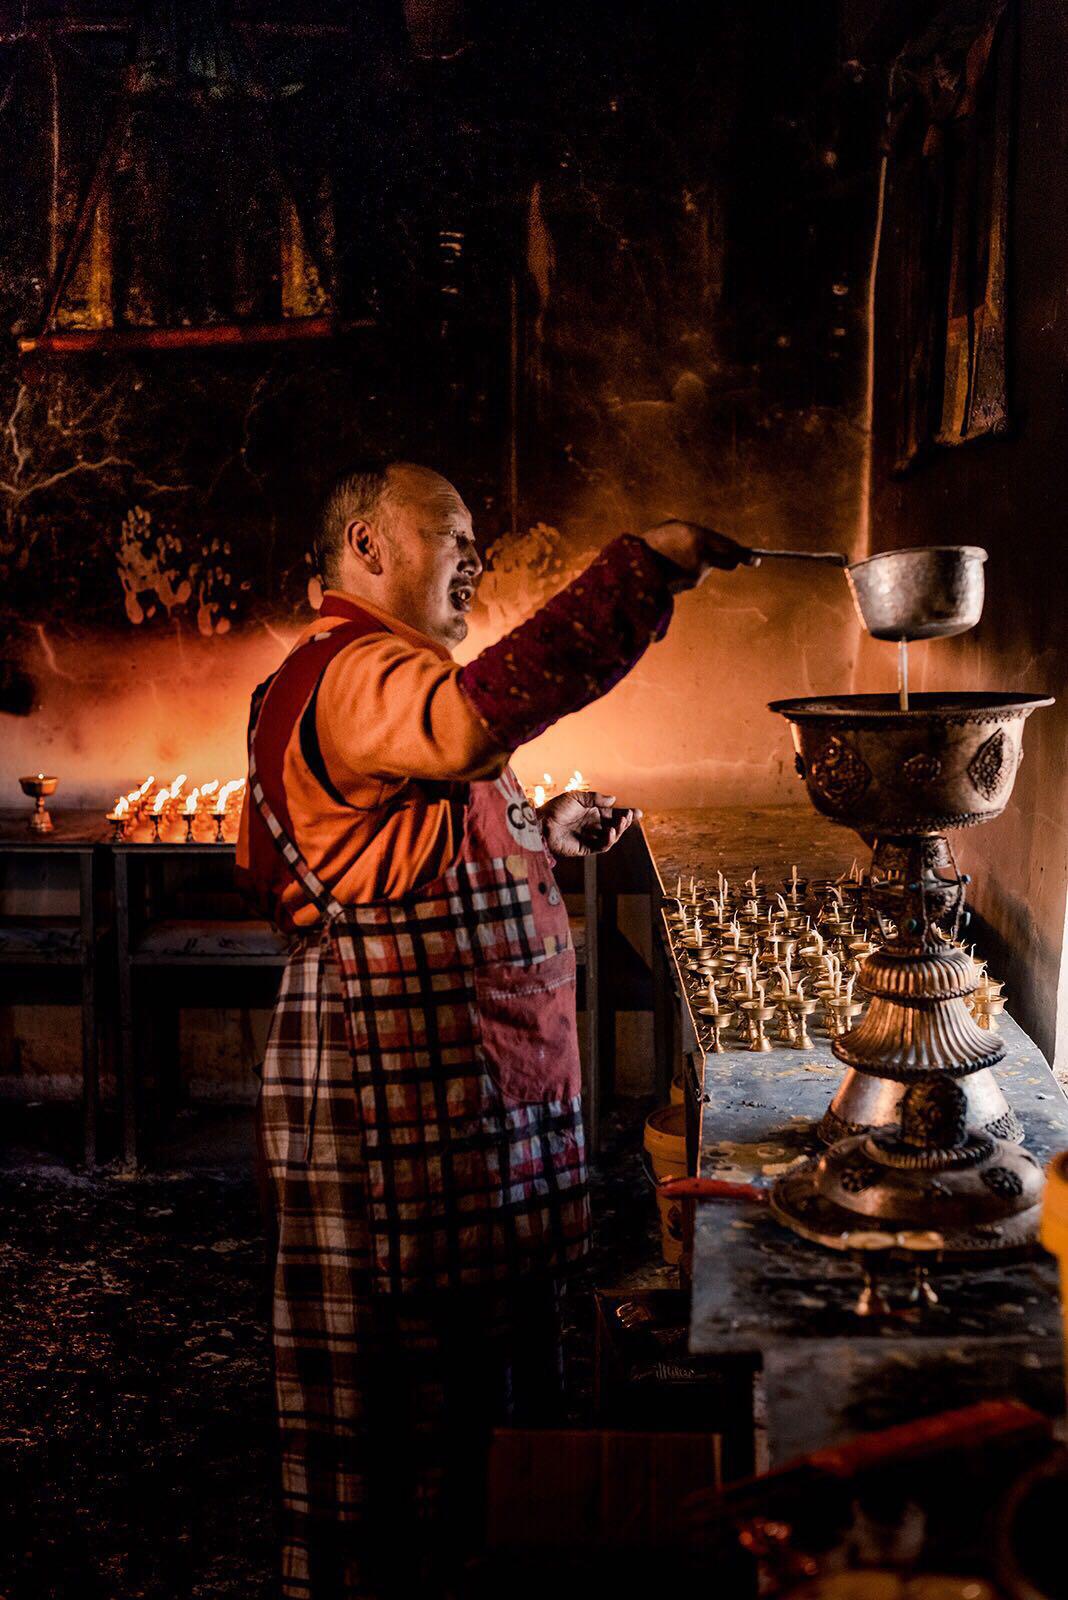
[237,593,508,927]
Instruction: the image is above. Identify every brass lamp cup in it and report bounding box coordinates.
[19,774,59,833]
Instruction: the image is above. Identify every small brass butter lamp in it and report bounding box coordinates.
[828,993,865,1040]
[697,982,735,1054]
[784,992,819,1050]
[19,773,58,833]
[975,990,1008,1032]
[842,1230,896,1317]
[896,1229,945,1306]
[740,996,776,1053]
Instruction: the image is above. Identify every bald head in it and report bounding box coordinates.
[320,460,482,648]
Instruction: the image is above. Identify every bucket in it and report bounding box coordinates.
[644,1104,689,1265]
[670,1073,685,1105]
[1041,1150,1068,1403]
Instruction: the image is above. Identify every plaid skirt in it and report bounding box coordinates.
[257,937,564,1599]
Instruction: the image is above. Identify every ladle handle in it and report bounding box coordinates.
[744,547,850,568]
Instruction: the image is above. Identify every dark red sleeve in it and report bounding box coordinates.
[458,534,676,750]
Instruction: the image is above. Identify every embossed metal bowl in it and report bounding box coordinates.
[771,694,1053,834]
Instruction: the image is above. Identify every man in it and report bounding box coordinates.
[237,462,745,1597]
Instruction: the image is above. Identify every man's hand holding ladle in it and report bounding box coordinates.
[639,519,756,590]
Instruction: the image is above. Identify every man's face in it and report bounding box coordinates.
[370,468,482,648]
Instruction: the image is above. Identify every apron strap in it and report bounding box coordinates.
[247,741,345,922]
[303,923,334,1163]
[245,613,386,925]
[248,743,340,1163]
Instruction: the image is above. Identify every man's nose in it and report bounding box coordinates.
[458,538,483,578]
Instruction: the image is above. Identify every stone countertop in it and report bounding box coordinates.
[690,1013,1066,1348]
[639,805,1068,1461]
[0,809,112,847]
[691,1024,1068,1462]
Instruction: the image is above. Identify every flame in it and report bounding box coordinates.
[111,771,243,831]
[214,777,245,815]
[527,767,584,810]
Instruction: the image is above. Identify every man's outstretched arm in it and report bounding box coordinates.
[315,522,746,790]
[458,523,745,750]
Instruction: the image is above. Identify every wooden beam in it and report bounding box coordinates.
[0,22,354,43]
[18,316,373,356]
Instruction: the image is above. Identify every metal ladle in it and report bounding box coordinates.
[741,543,987,640]
[740,543,989,708]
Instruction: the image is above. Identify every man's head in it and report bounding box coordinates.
[317,461,482,648]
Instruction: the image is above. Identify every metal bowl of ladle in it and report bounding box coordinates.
[744,542,988,642]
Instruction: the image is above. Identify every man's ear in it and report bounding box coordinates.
[345,519,384,576]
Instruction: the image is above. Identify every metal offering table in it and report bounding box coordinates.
[642,806,1068,1464]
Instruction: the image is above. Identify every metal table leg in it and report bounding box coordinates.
[115,851,138,1171]
[79,849,99,1169]
[583,854,601,1156]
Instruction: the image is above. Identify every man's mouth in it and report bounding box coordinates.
[449,581,476,612]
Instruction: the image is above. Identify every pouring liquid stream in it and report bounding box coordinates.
[898,639,910,711]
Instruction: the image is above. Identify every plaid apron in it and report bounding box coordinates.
[259,939,567,1597]
[250,616,591,1595]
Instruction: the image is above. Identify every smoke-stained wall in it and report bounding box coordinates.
[865,0,1068,1067]
[0,1,881,814]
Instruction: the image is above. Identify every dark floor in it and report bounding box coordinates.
[0,1098,669,1600]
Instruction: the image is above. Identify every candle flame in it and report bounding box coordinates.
[214,777,245,814]
[107,773,243,833]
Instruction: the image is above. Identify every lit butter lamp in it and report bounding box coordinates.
[19,773,58,833]
[106,795,130,841]
[106,776,156,841]
[213,778,245,843]
[696,979,735,1054]
[182,787,202,843]
[148,774,186,842]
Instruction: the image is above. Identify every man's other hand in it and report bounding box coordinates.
[538,790,641,858]
[639,520,754,590]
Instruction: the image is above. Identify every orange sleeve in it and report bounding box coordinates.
[315,631,509,794]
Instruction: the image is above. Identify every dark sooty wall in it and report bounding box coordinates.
[0,1,881,807]
[866,0,1068,1065]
